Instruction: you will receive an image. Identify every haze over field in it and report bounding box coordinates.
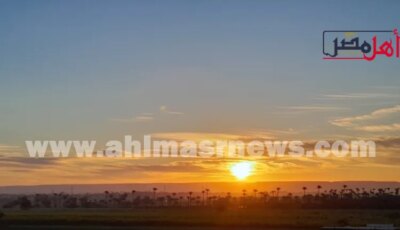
[1,181,399,194]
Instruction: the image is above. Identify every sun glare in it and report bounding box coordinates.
[230,161,254,180]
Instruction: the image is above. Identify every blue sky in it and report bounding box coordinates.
[1,0,399,142]
[0,0,399,184]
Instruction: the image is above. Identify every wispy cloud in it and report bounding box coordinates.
[111,114,154,123]
[357,123,400,132]
[330,105,400,132]
[160,105,184,115]
[331,105,400,127]
[134,116,154,122]
[0,156,59,167]
[323,93,399,99]
[0,145,20,151]
[135,161,208,173]
[151,132,249,141]
[280,106,347,113]
[111,105,184,123]
[243,129,298,139]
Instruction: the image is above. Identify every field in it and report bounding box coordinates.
[1,209,400,229]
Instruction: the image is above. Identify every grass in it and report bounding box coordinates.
[1,209,400,228]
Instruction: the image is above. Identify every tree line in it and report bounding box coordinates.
[2,185,400,210]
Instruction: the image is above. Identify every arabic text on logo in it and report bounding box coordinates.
[322,29,400,61]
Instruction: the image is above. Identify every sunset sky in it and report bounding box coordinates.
[0,0,399,186]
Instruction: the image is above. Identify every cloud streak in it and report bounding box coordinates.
[331,105,400,131]
[279,106,348,113]
[160,105,184,115]
[358,123,400,132]
[111,105,184,123]
[111,113,154,123]
[323,93,399,99]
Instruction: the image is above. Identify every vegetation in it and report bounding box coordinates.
[1,186,399,228]
[2,186,400,210]
[1,209,400,228]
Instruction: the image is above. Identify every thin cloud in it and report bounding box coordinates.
[134,116,154,122]
[0,145,21,151]
[111,114,154,123]
[280,106,347,112]
[160,105,184,115]
[331,105,400,128]
[135,163,207,173]
[323,93,399,99]
[151,132,249,141]
[111,105,184,123]
[244,129,298,139]
[357,123,400,132]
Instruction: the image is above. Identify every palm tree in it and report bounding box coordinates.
[276,187,281,197]
[179,196,183,207]
[271,190,276,197]
[317,185,322,195]
[227,192,231,198]
[302,187,307,196]
[188,191,193,207]
[341,185,348,199]
[104,190,110,204]
[205,189,209,202]
[131,190,136,203]
[253,189,258,198]
[152,187,158,201]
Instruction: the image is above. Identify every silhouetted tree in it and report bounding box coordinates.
[188,191,193,207]
[152,187,158,201]
[317,185,322,195]
[131,190,136,204]
[302,187,307,196]
[19,196,32,210]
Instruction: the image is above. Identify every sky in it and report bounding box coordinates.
[0,0,399,186]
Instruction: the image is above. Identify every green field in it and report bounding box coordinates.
[1,209,400,229]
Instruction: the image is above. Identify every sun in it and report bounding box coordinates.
[230,161,254,180]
